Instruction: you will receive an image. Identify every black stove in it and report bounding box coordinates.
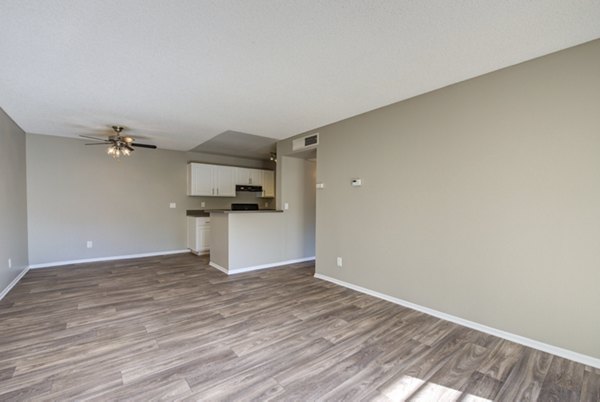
[231,203,259,211]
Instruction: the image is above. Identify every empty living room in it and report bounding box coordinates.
[1,1,600,400]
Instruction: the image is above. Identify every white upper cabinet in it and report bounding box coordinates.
[188,163,214,196]
[189,163,274,197]
[214,165,236,197]
[249,169,263,186]
[236,167,262,186]
[187,163,236,197]
[261,170,275,198]
[236,167,251,185]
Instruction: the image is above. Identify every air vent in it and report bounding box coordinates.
[292,133,319,151]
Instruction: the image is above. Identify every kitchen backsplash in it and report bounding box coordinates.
[188,192,273,210]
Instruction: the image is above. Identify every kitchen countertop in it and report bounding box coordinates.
[186,210,211,217]
[186,209,282,216]
[209,210,283,214]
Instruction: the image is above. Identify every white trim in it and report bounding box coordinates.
[210,257,315,275]
[314,273,600,369]
[209,261,229,274]
[0,267,30,301]
[28,250,190,269]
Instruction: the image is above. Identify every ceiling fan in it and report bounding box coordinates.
[80,125,157,157]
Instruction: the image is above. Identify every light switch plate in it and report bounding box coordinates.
[201,201,206,208]
[169,202,176,208]
[284,202,289,210]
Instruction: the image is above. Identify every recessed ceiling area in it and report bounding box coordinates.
[189,130,277,161]
[1,1,600,151]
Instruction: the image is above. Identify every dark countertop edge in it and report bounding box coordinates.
[187,209,282,216]
[210,210,284,214]
[186,210,210,217]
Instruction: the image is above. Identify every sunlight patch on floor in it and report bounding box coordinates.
[381,375,492,401]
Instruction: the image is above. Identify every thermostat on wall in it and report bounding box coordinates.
[351,178,362,187]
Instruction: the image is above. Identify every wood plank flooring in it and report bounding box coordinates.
[0,253,598,401]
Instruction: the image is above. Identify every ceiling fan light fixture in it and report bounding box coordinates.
[107,141,131,158]
[82,125,157,157]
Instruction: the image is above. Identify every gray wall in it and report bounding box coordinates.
[26,133,272,265]
[0,108,28,293]
[311,39,600,359]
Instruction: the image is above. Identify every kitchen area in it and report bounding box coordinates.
[185,162,295,274]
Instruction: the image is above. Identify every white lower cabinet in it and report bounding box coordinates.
[187,217,210,254]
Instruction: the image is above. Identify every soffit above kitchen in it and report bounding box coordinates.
[189,131,277,161]
[1,1,599,151]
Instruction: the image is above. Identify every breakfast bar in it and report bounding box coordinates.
[208,209,289,274]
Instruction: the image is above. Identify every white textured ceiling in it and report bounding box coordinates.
[1,1,600,151]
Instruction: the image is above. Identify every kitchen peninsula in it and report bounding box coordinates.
[208,209,304,275]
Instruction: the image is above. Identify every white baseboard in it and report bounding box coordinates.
[28,249,190,269]
[0,267,30,301]
[209,261,228,274]
[314,273,600,369]
[210,257,315,275]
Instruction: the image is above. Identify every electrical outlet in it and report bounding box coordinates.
[8,258,11,269]
[284,202,289,210]
[336,257,343,267]
[169,202,176,208]
[201,201,206,208]
[86,241,93,249]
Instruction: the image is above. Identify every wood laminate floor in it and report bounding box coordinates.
[0,253,598,401]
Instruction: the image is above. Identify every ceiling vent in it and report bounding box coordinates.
[292,133,319,151]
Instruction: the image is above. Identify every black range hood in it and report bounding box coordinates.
[236,185,263,192]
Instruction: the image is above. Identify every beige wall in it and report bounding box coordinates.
[26,133,272,265]
[311,39,600,358]
[0,108,28,293]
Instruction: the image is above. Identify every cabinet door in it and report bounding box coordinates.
[190,163,215,196]
[236,167,251,185]
[215,165,236,197]
[261,170,275,198]
[249,169,263,186]
[198,225,210,252]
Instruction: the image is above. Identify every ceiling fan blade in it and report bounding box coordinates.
[131,143,157,149]
[84,142,110,145]
[79,134,108,141]
[125,144,135,152]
